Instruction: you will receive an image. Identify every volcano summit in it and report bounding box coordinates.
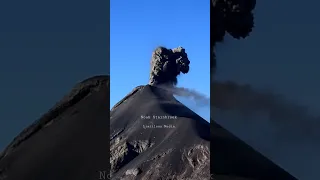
[0,46,298,180]
[110,47,210,179]
[110,46,297,180]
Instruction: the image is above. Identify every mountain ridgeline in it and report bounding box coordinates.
[0,76,110,180]
[0,74,298,180]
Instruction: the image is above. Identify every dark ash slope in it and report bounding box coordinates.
[0,75,110,180]
[211,120,298,180]
[110,85,210,180]
[110,84,297,180]
[0,74,298,180]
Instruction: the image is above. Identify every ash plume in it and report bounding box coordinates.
[149,46,190,86]
[211,0,256,76]
[211,0,320,144]
[211,1,320,178]
[149,46,210,113]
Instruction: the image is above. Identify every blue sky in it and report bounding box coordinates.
[0,0,108,150]
[110,0,210,120]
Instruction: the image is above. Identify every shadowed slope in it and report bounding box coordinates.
[110,85,210,180]
[211,120,297,180]
[0,75,110,180]
[211,83,297,179]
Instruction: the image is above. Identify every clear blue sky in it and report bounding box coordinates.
[110,0,210,120]
[0,0,109,150]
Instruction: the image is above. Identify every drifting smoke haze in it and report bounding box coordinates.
[213,81,320,179]
[157,85,210,107]
[213,81,320,140]
[157,85,211,120]
[212,0,320,179]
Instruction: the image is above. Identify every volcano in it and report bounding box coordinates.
[0,75,298,180]
[110,84,211,179]
[110,82,297,180]
[211,120,298,180]
[0,76,110,180]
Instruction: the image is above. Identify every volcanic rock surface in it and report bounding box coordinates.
[110,85,211,180]
[110,83,297,180]
[0,74,298,180]
[0,75,110,180]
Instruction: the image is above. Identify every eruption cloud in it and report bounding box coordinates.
[211,0,320,147]
[149,46,190,86]
[212,0,319,178]
[148,46,210,119]
[211,0,256,77]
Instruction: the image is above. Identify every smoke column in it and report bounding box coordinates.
[149,46,190,86]
[212,0,320,179]
[211,0,256,78]
[148,46,210,120]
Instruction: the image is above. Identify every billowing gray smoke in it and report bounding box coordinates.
[212,1,320,178]
[211,0,256,76]
[212,0,320,179]
[149,46,190,86]
[149,47,210,118]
